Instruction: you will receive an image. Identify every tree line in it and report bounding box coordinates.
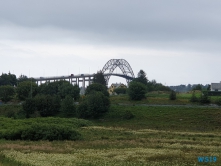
[169,84,210,92]
[0,72,110,119]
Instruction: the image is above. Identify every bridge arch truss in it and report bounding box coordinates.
[102,59,135,85]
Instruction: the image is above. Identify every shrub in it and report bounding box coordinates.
[169,90,176,100]
[128,81,146,100]
[122,110,135,120]
[85,83,109,97]
[0,85,15,102]
[190,91,198,102]
[78,92,110,118]
[16,81,38,100]
[215,98,221,106]
[60,95,76,117]
[58,82,80,100]
[21,124,82,141]
[199,91,211,104]
[0,123,81,141]
[22,98,36,118]
[114,87,127,95]
[35,94,61,117]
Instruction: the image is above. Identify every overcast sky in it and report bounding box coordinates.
[1,0,221,86]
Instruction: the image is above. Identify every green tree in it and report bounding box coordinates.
[169,90,176,100]
[93,71,106,86]
[22,98,36,118]
[128,81,146,100]
[114,87,127,95]
[0,85,15,102]
[85,83,109,97]
[17,74,29,84]
[192,84,202,91]
[0,72,17,86]
[38,81,80,100]
[133,70,148,85]
[38,81,62,95]
[34,94,61,117]
[78,91,110,118]
[60,95,76,117]
[199,91,210,104]
[190,91,198,102]
[16,81,38,100]
[58,82,80,100]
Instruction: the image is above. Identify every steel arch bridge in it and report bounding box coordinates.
[102,59,135,85]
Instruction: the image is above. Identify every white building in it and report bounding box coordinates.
[211,82,221,91]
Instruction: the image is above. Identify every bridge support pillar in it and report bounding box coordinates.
[82,77,85,94]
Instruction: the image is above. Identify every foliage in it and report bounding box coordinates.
[78,92,110,118]
[34,94,61,117]
[22,98,36,118]
[58,82,80,100]
[16,81,38,100]
[17,74,31,84]
[0,85,15,102]
[21,94,61,118]
[169,90,176,100]
[38,81,80,100]
[146,80,171,92]
[21,124,82,141]
[121,110,135,120]
[114,87,127,95]
[0,72,17,86]
[215,98,221,106]
[189,91,198,102]
[133,69,148,85]
[199,91,211,104]
[38,81,61,95]
[128,81,146,100]
[0,117,92,141]
[170,84,210,92]
[192,84,203,91]
[93,71,106,86]
[85,83,109,97]
[0,123,81,141]
[60,95,76,117]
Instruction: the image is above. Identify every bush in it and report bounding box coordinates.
[190,91,198,102]
[21,124,82,141]
[0,85,15,102]
[122,110,135,120]
[60,95,76,117]
[35,94,61,117]
[128,81,146,100]
[85,83,109,97]
[215,98,221,106]
[114,87,127,95]
[78,92,110,118]
[0,124,82,141]
[16,81,38,100]
[169,90,176,100]
[22,95,61,118]
[58,82,80,100]
[199,91,211,104]
[22,98,36,118]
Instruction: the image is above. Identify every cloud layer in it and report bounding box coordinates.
[0,0,220,85]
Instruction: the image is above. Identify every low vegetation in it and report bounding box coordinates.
[0,117,91,141]
[0,72,220,165]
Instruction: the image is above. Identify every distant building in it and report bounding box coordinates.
[108,83,127,95]
[211,82,221,91]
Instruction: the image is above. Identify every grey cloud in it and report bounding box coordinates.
[1,0,221,43]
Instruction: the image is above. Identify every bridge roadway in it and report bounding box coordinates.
[34,73,134,87]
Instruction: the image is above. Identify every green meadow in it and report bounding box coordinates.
[0,92,221,165]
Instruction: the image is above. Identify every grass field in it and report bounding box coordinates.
[0,92,221,165]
